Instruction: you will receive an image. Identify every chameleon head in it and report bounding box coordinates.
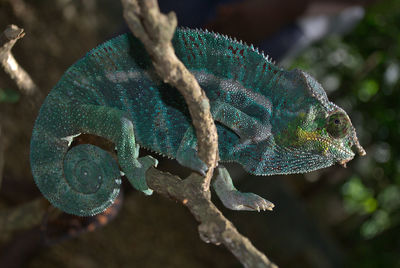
[295,107,366,168]
[291,69,366,168]
[236,69,365,175]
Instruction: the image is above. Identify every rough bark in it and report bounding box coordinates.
[122,0,278,267]
[122,0,219,190]
[147,168,278,268]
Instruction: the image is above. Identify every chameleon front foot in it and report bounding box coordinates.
[176,147,208,176]
[213,166,274,212]
[124,155,158,195]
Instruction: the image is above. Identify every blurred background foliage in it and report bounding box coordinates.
[0,88,20,103]
[291,0,400,266]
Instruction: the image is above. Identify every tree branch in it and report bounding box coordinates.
[147,168,278,268]
[122,0,218,190]
[0,25,37,95]
[121,0,278,266]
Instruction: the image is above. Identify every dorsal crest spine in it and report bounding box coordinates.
[187,27,276,66]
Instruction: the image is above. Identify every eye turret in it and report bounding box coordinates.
[326,112,350,139]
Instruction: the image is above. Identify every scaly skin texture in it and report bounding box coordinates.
[30,28,365,216]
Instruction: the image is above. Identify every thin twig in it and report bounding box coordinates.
[121,0,278,267]
[0,24,45,245]
[0,25,37,95]
[0,24,38,189]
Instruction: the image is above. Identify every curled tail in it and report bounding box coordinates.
[30,99,157,216]
[30,119,121,216]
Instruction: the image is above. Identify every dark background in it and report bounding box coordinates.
[0,0,399,267]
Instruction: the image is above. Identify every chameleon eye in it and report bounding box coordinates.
[326,112,350,139]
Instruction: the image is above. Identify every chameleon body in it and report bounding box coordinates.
[30,28,365,216]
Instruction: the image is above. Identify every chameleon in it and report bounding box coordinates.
[30,28,366,216]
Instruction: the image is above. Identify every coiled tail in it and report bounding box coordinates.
[30,104,122,216]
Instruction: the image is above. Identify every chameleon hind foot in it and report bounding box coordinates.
[125,155,158,196]
[213,166,274,212]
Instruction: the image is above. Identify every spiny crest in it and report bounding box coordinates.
[141,144,174,160]
[187,27,276,66]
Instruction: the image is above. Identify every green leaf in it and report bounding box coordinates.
[358,79,379,102]
[0,88,20,103]
[342,176,376,214]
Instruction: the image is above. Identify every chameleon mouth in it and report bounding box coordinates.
[337,156,353,168]
[336,141,366,168]
[321,138,354,168]
[335,142,355,167]
[336,131,366,168]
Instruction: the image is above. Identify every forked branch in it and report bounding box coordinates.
[121,0,277,267]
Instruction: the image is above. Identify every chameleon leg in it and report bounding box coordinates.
[213,166,274,212]
[76,105,158,195]
[176,126,208,176]
[211,101,271,144]
[116,118,158,195]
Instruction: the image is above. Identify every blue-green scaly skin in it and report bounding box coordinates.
[30,28,364,216]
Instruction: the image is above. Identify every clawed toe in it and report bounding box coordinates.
[246,197,274,212]
[259,199,274,211]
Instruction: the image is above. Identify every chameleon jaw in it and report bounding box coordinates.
[338,157,352,168]
[337,130,366,168]
[334,143,356,168]
[337,141,364,168]
[337,141,366,168]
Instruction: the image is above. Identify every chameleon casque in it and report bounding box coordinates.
[30,28,365,216]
